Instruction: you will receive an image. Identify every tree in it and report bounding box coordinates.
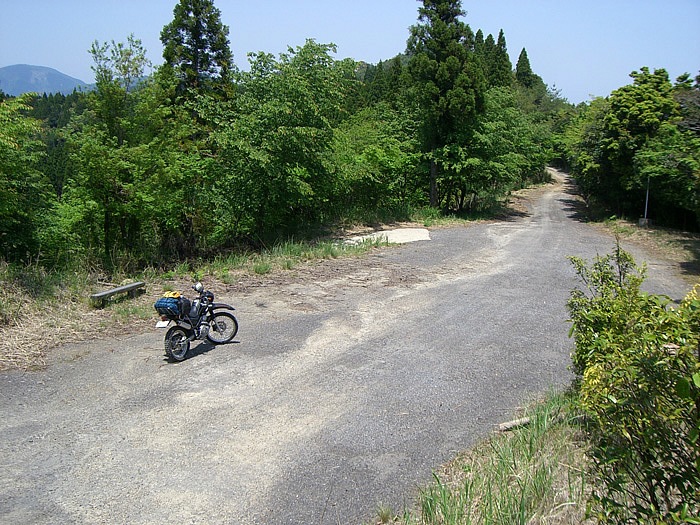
[602,68,678,195]
[160,0,233,91]
[201,40,353,240]
[562,67,700,228]
[0,95,47,262]
[407,0,486,206]
[432,87,549,211]
[91,34,151,93]
[514,47,548,111]
[330,102,420,217]
[675,72,700,136]
[515,48,536,88]
[88,34,151,145]
[557,97,610,201]
[68,36,156,269]
[483,30,512,88]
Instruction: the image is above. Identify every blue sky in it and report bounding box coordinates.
[1,0,698,104]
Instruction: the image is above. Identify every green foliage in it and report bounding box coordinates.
[432,87,551,211]
[202,40,353,240]
[65,37,217,270]
[409,391,587,524]
[568,246,700,522]
[675,72,700,136]
[358,55,409,108]
[477,29,513,89]
[567,245,648,376]
[407,0,487,206]
[556,97,609,200]
[634,123,700,227]
[1,1,563,273]
[602,68,679,189]
[559,66,700,229]
[0,95,48,262]
[329,102,421,218]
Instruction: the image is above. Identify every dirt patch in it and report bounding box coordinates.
[0,247,425,371]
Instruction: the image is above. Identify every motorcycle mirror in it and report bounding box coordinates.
[194,282,203,293]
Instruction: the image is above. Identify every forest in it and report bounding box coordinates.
[1,0,698,274]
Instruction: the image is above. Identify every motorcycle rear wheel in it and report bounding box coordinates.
[206,311,238,344]
[165,326,190,361]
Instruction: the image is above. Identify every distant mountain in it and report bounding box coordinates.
[0,64,89,96]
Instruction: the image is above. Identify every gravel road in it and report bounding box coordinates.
[0,170,691,524]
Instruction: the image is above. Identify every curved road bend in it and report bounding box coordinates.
[0,171,690,524]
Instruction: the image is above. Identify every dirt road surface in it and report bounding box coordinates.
[0,170,691,524]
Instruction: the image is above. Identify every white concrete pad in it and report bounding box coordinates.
[346,228,431,245]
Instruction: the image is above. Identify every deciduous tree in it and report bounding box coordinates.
[201,40,352,240]
[0,95,47,262]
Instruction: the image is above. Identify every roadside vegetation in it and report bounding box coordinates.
[402,391,590,525]
[1,0,565,279]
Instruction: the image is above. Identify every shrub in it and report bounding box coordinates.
[568,245,700,522]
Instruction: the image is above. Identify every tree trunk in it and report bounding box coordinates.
[430,159,438,207]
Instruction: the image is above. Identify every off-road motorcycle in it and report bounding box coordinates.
[154,282,238,361]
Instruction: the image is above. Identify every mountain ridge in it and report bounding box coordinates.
[0,64,90,96]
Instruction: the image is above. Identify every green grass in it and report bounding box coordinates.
[111,302,153,321]
[253,260,272,275]
[400,391,590,525]
[184,237,389,281]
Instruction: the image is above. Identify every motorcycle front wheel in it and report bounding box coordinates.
[206,311,238,345]
[165,326,190,361]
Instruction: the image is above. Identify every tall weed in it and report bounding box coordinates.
[407,391,588,524]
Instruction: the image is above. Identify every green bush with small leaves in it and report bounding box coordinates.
[568,245,700,523]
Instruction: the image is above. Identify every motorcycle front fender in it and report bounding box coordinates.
[211,303,235,311]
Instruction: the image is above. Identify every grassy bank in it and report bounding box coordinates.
[371,391,591,525]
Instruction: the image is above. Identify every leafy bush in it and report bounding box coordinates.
[568,245,700,522]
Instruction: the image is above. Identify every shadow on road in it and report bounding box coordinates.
[557,176,592,223]
[164,340,241,363]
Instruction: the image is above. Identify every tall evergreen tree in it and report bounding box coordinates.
[474,29,485,53]
[478,30,512,88]
[160,0,233,91]
[407,0,486,206]
[515,47,548,110]
[515,48,536,88]
[491,30,513,87]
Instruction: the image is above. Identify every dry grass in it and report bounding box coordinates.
[0,277,159,371]
[0,238,388,371]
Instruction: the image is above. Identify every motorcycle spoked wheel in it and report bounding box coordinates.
[206,311,239,345]
[164,326,191,361]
